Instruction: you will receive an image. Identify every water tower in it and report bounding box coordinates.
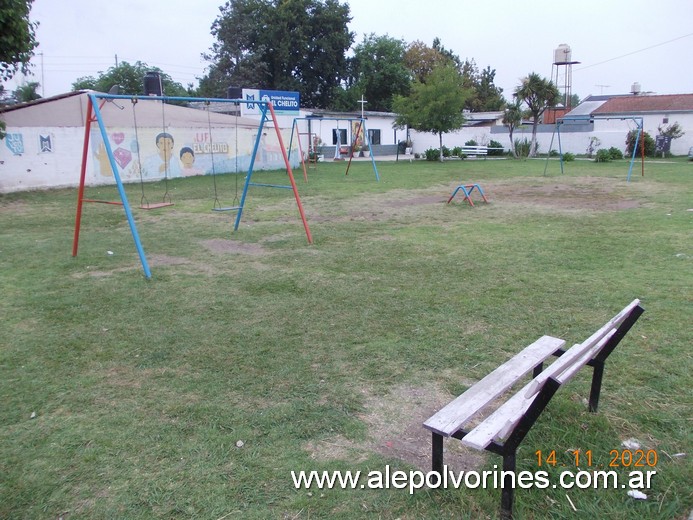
[551,44,580,108]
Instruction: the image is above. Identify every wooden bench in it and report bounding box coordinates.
[423,299,644,519]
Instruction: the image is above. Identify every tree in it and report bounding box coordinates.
[502,99,523,159]
[345,34,410,112]
[514,73,560,157]
[625,129,655,157]
[475,66,505,111]
[203,0,353,108]
[1,0,38,139]
[657,121,685,140]
[14,81,41,102]
[71,61,189,97]
[393,64,470,162]
[0,0,39,82]
[403,39,456,83]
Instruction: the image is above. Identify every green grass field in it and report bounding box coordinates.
[1,157,691,519]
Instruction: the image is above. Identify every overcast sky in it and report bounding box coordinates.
[8,0,693,103]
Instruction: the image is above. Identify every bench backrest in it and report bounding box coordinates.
[460,145,488,155]
[460,299,641,450]
[425,299,642,450]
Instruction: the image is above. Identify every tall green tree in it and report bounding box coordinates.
[71,61,189,97]
[1,0,38,139]
[203,0,353,108]
[345,34,410,112]
[502,99,523,158]
[0,0,38,82]
[392,64,470,162]
[460,59,505,112]
[514,73,560,157]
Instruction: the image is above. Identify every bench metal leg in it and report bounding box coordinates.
[532,362,544,378]
[588,360,605,412]
[501,451,516,519]
[432,432,444,474]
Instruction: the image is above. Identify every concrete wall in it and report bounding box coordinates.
[407,113,693,157]
[0,123,299,193]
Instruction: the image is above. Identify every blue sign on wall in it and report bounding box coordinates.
[242,89,300,117]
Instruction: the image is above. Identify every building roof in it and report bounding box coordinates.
[592,94,693,115]
[563,99,608,119]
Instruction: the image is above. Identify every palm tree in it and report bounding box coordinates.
[15,81,41,102]
[514,73,560,157]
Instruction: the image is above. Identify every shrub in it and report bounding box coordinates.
[488,139,504,156]
[625,129,656,157]
[595,149,612,162]
[464,139,478,147]
[586,136,601,158]
[442,145,452,158]
[513,138,533,158]
[424,148,441,161]
[562,152,575,162]
[549,149,560,157]
[608,147,624,160]
[451,146,463,157]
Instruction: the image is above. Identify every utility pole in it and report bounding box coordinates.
[39,52,44,96]
[115,54,119,67]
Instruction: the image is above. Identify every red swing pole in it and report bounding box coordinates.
[266,102,313,244]
[72,96,96,257]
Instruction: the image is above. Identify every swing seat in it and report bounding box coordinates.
[140,202,174,210]
[212,206,240,212]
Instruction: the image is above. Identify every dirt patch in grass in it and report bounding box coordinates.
[200,238,267,256]
[358,382,485,472]
[305,382,485,472]
[385,195,447,207]
[491,182,640,211]
[149,253,190,266]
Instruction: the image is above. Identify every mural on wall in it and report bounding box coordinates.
[5,133,24,155]
[39,135,53,153]
[352,120,365,149]
[89,126,296,183]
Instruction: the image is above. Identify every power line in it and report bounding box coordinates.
[576,32,693,71]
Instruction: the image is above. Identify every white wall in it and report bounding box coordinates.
[410,112,693,156]
[0,124,299,194]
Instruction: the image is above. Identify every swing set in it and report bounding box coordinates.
[288,117,380,181]
[73,93,312,279]
[545,116,645,182]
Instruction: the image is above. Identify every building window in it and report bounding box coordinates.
[368,129,381,145]
[332,129,347,145]
[662,117,669,124]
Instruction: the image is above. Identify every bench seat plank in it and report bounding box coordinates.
[462,328,618,450]
[461,378,537,450]
[423,335,565,437]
